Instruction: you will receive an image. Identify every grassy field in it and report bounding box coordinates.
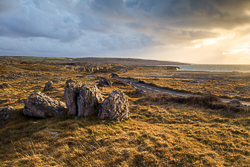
[0,59,250,166]
[121,66,250,101]
[0,56,187,66]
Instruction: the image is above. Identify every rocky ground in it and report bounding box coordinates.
[0,59,250,166]
[121,66,250,101]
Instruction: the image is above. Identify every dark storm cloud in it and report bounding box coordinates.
[0,0,20,13]
[0,0,250,60]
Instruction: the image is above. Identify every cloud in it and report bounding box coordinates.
[0,0,20,13]
[0,0,250,63]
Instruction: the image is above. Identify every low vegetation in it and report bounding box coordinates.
[0,58,250,166]
[122,66,250,101]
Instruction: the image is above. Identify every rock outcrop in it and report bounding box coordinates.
[44,81,54,91]
[98,90,129,121]
[98,78,112,86]
[0,106,16,125]
[23,92,66,118]
[64,81,82,115]
[77,84,103,117]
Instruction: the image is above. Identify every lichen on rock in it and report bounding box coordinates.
[77,84,103,117]
[64,80,82,115]
[98,89,129,121]
[23,92,66,118]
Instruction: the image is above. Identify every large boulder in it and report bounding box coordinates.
[77,84,103,117]
[23,92,66,118]
[44,81,54,91]
[98,90,129,121]
[98,78,112,86]
[64,81,82,115]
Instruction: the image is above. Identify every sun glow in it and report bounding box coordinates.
[187,34,235,49]
[230,48,250,54]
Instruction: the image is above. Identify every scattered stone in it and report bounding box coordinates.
[0,83,12,89]
[77,84,103,117]
[19,72,23,75]
[0,106,16,121]
[64,81,82,115]
[44,81,54,91]
[23,92,66,118]
[135,88,144,94]
[65,79,74,85]
[50,131,59,137]
[98,90,129,121]
[229,99,242,106]
[98,78,112,86]
[111,73,119,78]
[53,79,61,83]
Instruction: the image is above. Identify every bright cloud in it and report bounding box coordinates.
[0,0,250,64]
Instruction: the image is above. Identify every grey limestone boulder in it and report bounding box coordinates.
[23,92,66,118]
[64,81,82,115]
[44,81,54,91]
[98,90,129,121]
[77,84,103,117]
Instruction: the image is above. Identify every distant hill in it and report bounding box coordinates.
[0,56,188,66]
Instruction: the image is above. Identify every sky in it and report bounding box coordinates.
[0,0,250,64]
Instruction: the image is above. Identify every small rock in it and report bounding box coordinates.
[135,88,144,94]
[229,99,242,106]
[0,106,16,121]
[98,90,129,121]
[77,84,103,117]
[0,83,11,89]
[65,79,74,85]
[23,92,66,118]
[44,81,54,91]
[98,78,112,86]
[50,131,58,137]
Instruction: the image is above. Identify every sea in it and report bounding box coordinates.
[173,65,250,73]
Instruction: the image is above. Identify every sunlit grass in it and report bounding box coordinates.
[0,60,250,166]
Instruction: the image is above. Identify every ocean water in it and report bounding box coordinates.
[175,65,250,72]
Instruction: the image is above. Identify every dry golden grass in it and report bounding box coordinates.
[122,66,250,101]
[1,61,250,166]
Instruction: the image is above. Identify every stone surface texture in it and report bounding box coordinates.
[98,90,129,121]
[23,92,65,118]
[77,84,103,117]
[64,81,82,115]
